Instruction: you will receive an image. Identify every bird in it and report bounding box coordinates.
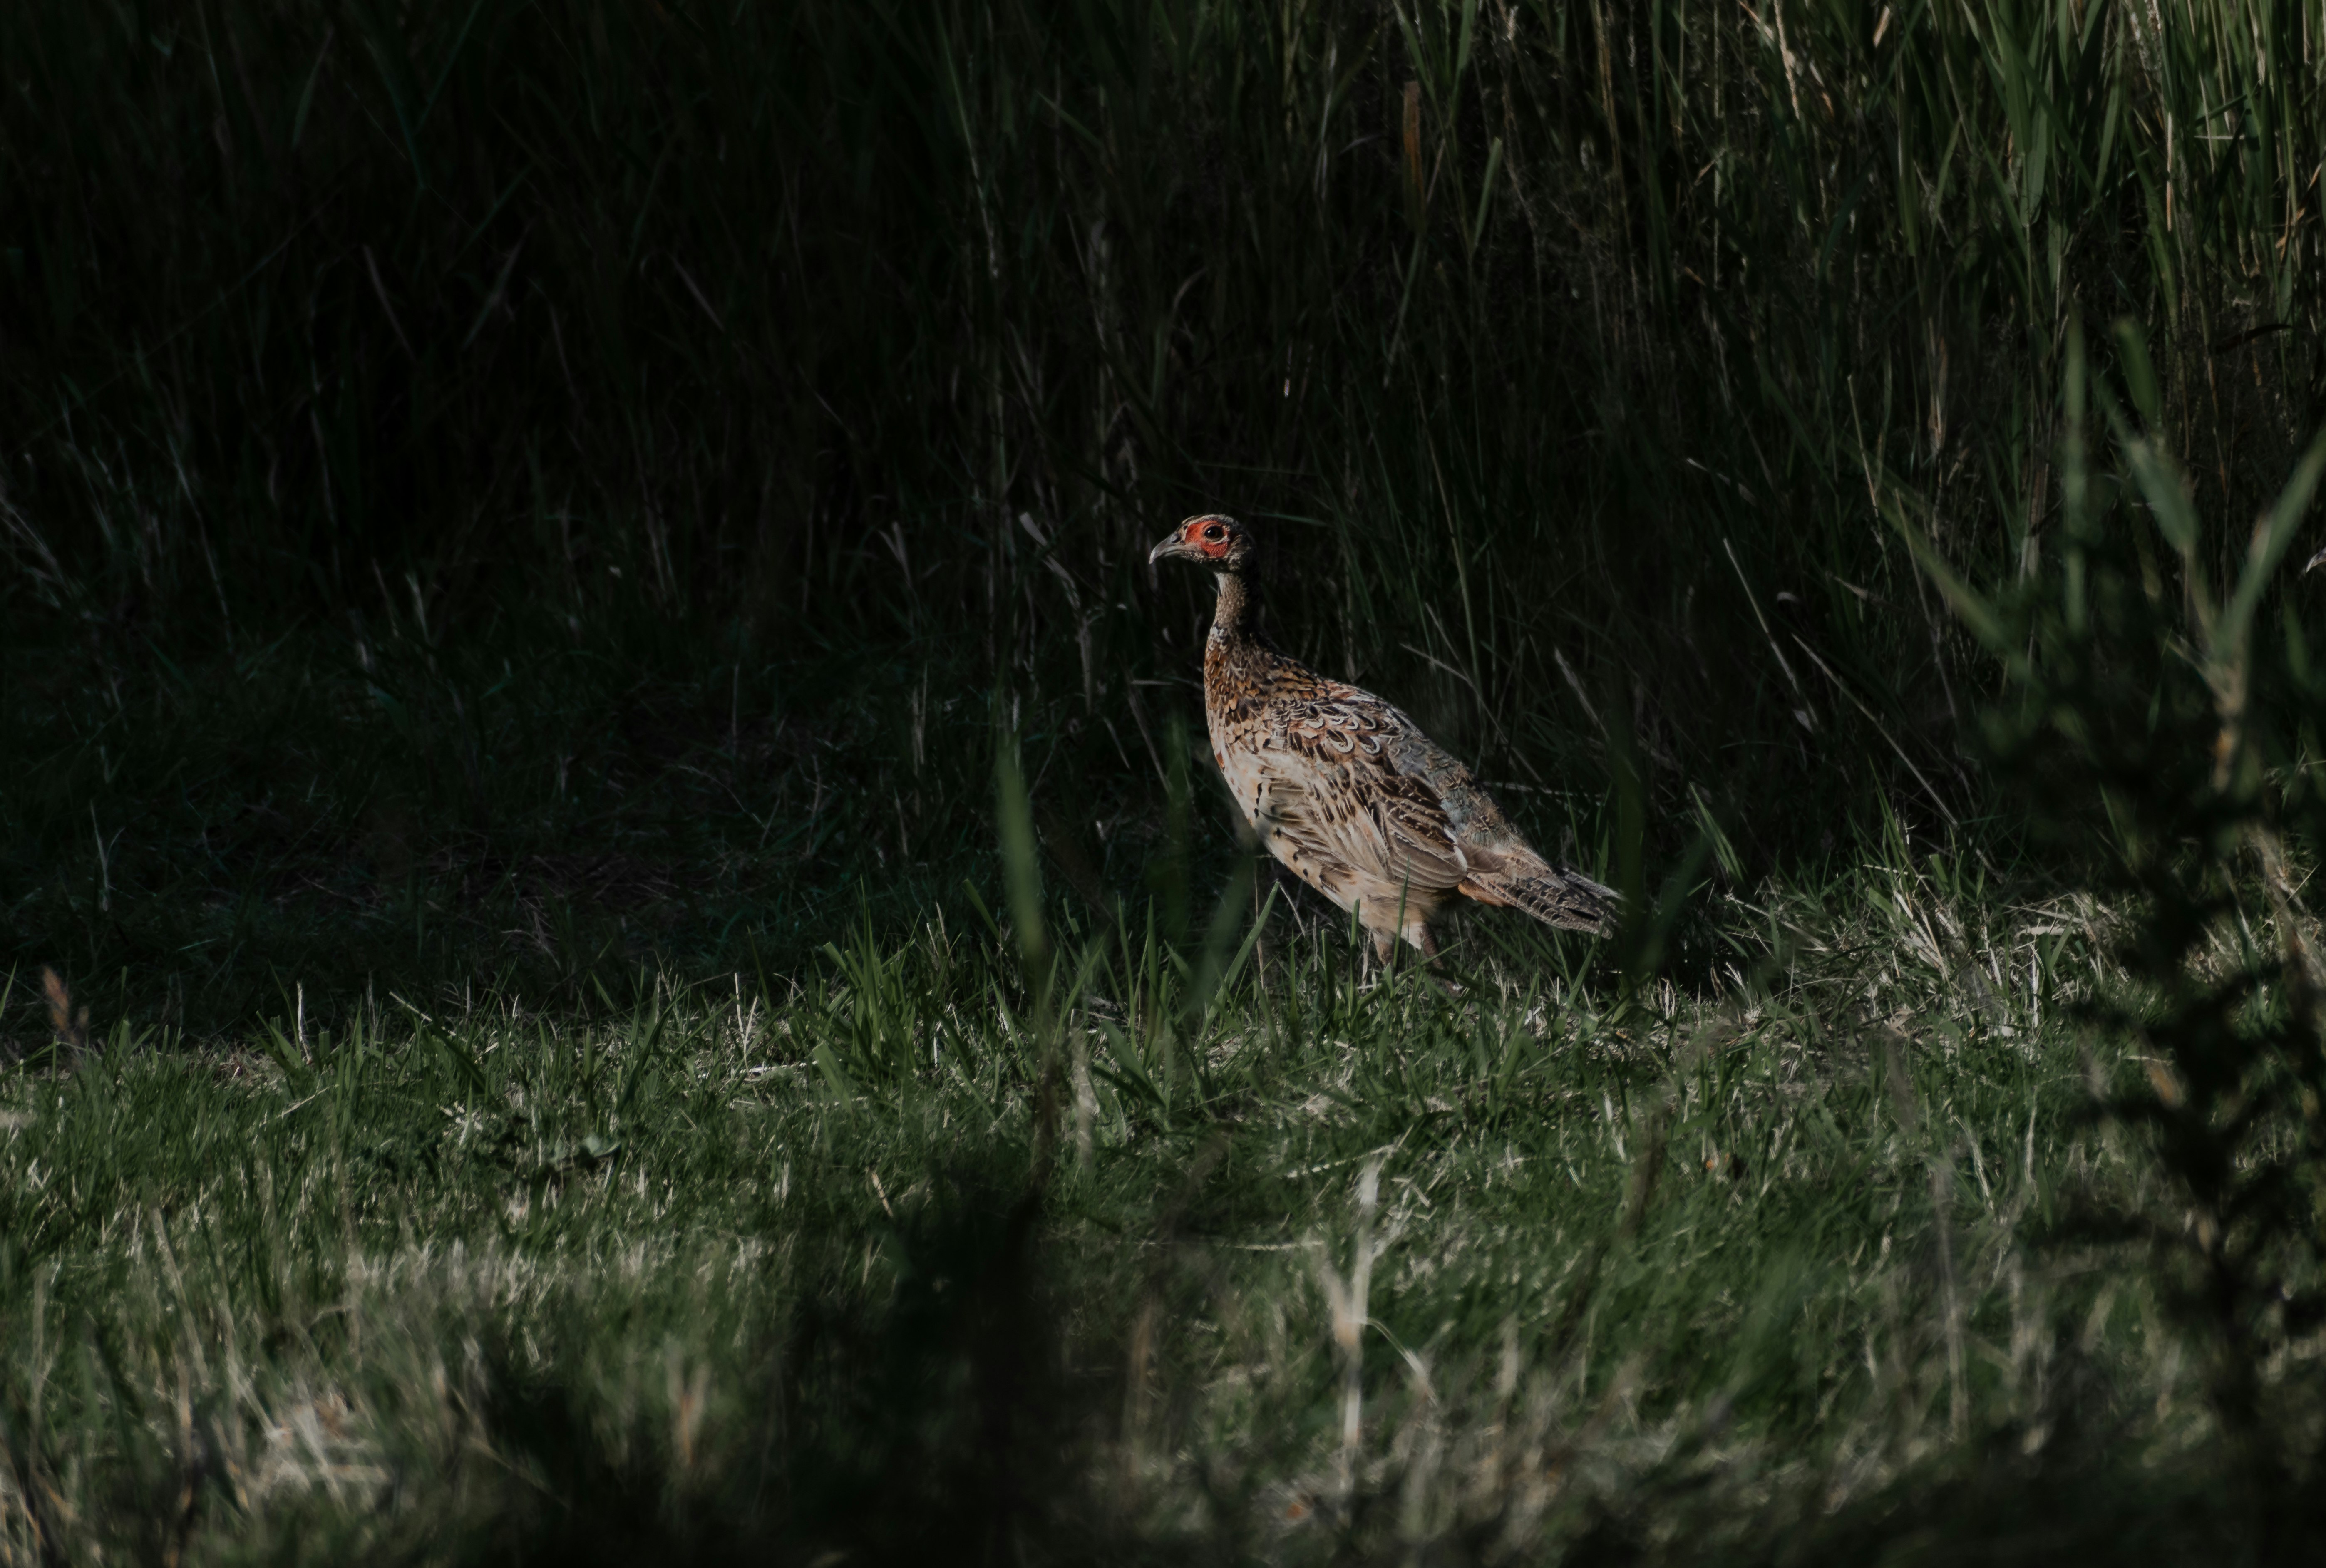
[1149,512,1616,962]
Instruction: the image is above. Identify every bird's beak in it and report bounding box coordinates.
[1149,530,1199,565]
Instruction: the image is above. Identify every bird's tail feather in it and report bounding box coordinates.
[1462,868,1618,935]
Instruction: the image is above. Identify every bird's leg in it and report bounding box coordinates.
[1368,925,1397,971]
[1407,922,1439,962]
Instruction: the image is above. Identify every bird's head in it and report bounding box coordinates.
[1148,513,1254,571]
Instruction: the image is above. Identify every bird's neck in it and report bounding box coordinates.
[1211,569,1260,640]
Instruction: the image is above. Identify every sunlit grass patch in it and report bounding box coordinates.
[0,845,2277,1559]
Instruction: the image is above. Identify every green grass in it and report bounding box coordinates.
[0,853,2264,1562]
[6,0,2326,1558]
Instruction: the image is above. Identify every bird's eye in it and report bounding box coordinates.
[1202,524,1226,541]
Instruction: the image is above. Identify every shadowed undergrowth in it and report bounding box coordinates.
[8,0,2323,933]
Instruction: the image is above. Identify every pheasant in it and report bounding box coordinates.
[1149,513,1616,962]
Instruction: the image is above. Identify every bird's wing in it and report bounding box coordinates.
[1243,667,1613,937]
[1259,688,1472,891]
[1311,678,1553,862]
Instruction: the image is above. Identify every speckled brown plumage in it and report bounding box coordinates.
[1149,513,1616,960]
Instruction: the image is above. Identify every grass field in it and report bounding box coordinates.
[6,0,2326,1560]
[0,865,2258,1561]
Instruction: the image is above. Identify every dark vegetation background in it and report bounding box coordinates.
[8,0,2316,1025]
[4,0,2326,1562]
